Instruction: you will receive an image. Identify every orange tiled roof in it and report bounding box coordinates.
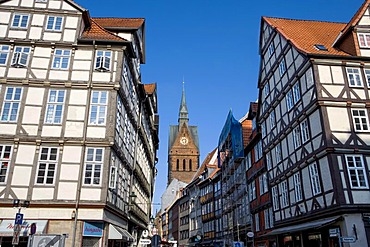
[192,148,217,181]
[81,19,128,42]
[93,17,144,29]
[263,17,348,56]
[144,83,156,95]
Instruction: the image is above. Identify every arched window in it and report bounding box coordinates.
[176,159,179,171]
[183,159,186,170]
[189,159,192,170]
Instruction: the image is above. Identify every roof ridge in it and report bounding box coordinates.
[264,16,346,25]
[83,18,128,41]
[92,17,145,20]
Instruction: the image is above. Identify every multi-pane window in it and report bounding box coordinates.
[286,90,294,110]
[46,16,63,31]
[351,109,369,132]
[255,213,260,232]
[52,49,70,69]
[109,156,117,189]
[261,122,266,137]
[293,125,301,149]
[280,180,289,208]
[1,87,22,122]
[45,90,65,124]
[11,14,29,28]
[249,180,256,201]
[95,51,112,71]
[293,173,303,202]
[270,110,276,129]
[293,83,301,103]
[254,140,263,162]
[259,173,268,195]
[268,43,275,57]
[272,186,279,210]
[266,152,271,170]
[300,119,310,143]
[358,33,370,48]
[84,148,103,185]
[0,145,12,183]
[365,69,370,87]
[89,91,108,125]
[345,155,368,189]
[279,59,287,76]
[245,152,251,170]
[309,163,321,196]
[0,45,10,65]
[264,208,274,230]
[346,68,363,87]
[11,46,30,67]
[264,82,270,97]
[275,144,281,163]
[36,147,58,185]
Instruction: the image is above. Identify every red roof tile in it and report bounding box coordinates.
[144,83,156,95]
[263,17,347,56]
[92,18,144,29]
[81,19,128,42]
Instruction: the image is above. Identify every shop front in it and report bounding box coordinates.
[108,224,134,247]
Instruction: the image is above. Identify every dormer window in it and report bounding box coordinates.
[11,47,30,68]
[95,51,111,71]
[12,14,29,28]
[46,16,63,31]
[358,33,370,48]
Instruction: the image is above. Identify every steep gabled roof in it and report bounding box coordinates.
[93,18,145,30]
[263,17,347,56]
[81,18,128,42]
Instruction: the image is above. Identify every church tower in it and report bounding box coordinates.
[167,83,200,185]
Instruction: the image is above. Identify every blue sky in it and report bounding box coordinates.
[76,0,364,209]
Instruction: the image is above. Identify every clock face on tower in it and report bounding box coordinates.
[180,137,188,145]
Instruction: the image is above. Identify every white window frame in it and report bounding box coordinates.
[345,155,368,189]
[11,14,29,28]
[266,152,271,170]
[275,144,281,163]
[286,90,294,110]
[293,125,301,149]
[83,148,103,186]
[36,147,58,185]
[46,16,63,31]
[269,207,274,228]
[255,213,260,232]
[95,50,112,71]
[245,152,251,170]
[293,83,301,103]
[358,33,370,48]
[264,209,270,229]
[270,110,276,129]
[309,163,321,196]
[45,90,65,124]
[279,59,287,76]
[11,46,30,67]
[346,67,363,87]
[52,49,70,69]
[272,186,279,210]
[89,91,108,125]
[259,173,268,195]
[279,180,289,208]
[300,119,310,143]
[1,87,22,122]
[268,43,275,57]
[365,69,370,87]
[293,173,303,202]
[0,45,10,65]
[351,109,370,132]
[0,145,12,184]
[109,164,117,189]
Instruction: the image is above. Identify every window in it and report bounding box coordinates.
[245,152,251,170]
[52,49,70,69]
[309,163,321,195]
[314,44,328,51]
[293,83,301,103]
[0,45,10,65]
[176,159,179,170]
[275,144,281,163]
[293,173,303,202]
[95,51,112,71]
[293,126,301,149]
[36,147,58,184]
[109,166,117,189]
[84,148,103,185]
[266,152,271,170]
[300,119,310,143]
[279,59,287,76]
[46,16,63,31]
[11,46,30,67]
[286,90,294,110]
[346,68,363,87]
[261,122,266,138]
[264,82,270,97]
[0,145,12,183]
[89,91,108,125]
[259,173,268,195]
[270,110,276,129]
[45,90,65,124]
[279,180,289,208]
[345,155,368,188]
[255,213,260,232]
[351,109,369,132]
[249,180,256,201]
[189,159,192,170]
[12,14,29,28]
[272,186,279,210]
[365,69,370,87]
[1,87,22,122]
[268,43,275,57]
[358,33,370,48]
[254,140,262,162]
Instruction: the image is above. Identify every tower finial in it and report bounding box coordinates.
[178,79,189,126]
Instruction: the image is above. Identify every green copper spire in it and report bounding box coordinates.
[178,80,189,126]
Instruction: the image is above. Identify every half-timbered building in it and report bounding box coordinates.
[257,0,370,246]
[0,0,159,246]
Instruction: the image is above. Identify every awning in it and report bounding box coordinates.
[0,220,48,236]
[264,216,341,236]
[108,224,134,242]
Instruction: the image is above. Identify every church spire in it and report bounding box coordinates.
[178,80,189,126]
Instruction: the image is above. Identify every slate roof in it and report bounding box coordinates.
[263,17,347,56]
